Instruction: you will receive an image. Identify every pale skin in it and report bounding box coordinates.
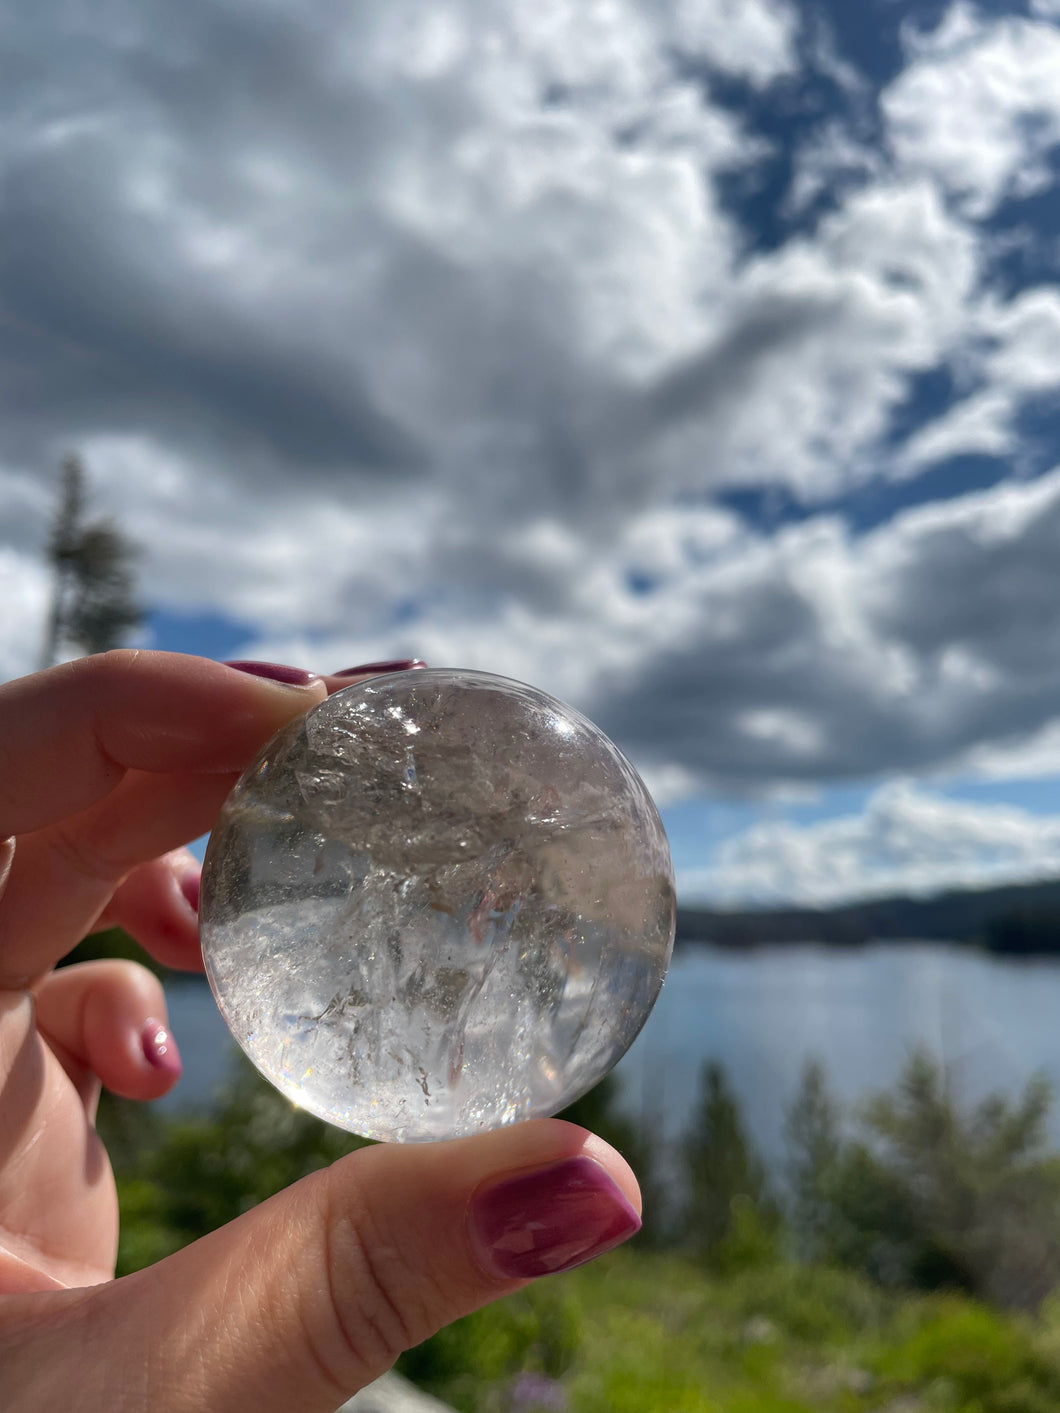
[0,651,641,1412]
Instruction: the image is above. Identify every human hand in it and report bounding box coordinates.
[0,651,641,1411]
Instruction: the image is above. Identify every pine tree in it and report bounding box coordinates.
[40,454,144,668]
[784,1058,844,1260]
[861,1050,1060,1307]
[682,1060,772,1264]
[781,1051,1060,1307]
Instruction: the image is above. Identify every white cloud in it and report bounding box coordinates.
[900,286,1060,472]
[884,5,1060,217]
[690,781,1060,906]
[964,719,1060,781]
[785,121,882,218]
[715,178,981,497]
[670,0,799,86]
[3,0,1060,861]
[899,388,1017,469]
[5,0,1059,627]
[0,547,51,683]
[10,416,1060,813]
[235,467,1060,805]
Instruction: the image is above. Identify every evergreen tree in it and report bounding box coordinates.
[860,1050,1060,1308]
[785,1058,844,1260]
[782,1050,1060,1308]
[682,1060,773,1264]
[783,1058,917,1284]
[40,453,144,668]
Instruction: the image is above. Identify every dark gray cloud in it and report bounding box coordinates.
[1,4,426,477]
[0,0,823,516]
[585,473,1060,793]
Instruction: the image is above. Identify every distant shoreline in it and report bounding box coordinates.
[676,875,1060,955]
[71,874,1060,980]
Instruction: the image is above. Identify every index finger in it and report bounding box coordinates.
[0,651,326,838]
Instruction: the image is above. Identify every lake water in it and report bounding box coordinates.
[162,941,1060,1162]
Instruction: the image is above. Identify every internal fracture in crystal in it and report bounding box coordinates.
[201,668,675,1142]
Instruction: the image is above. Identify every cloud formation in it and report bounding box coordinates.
[691,781,1060,906]
[4,0,1060,911]
[885,4,1060,217]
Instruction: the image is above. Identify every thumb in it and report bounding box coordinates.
[10,1120,640,1413]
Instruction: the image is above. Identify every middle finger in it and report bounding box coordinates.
[0,769,237,983]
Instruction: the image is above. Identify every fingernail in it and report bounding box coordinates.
[332,659,427,677]
[179,866,200,914]
[224,661,320,686]
[470,1156,641,1279]
[141,1019,182,1078]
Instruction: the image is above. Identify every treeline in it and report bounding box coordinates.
[98,1049,1060,1410]
[676,875,1060,954]
[103,1047,1060,1316]
[561,1053,1060,1315]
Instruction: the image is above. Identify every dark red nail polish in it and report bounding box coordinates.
[224,661,319,686]
[141,1019,182,1078]
[179,868,201,914]
[332,659,427,676]
[470,1156,641,1279]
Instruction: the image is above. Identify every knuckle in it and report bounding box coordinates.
[42,817,122,885]
[64,648,141,686]
[99,647,143,673]
[315,1179,425,1390]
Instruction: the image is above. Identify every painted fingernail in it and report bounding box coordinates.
[332,659,427,676]
[179,866,201,914]
[141,1019,182,1078]
[470,1156,641,1279]
[224,661,319,686]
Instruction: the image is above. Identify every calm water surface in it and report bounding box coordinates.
[163,942,1060,1159]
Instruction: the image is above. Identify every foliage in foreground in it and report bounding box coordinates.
[100,1019,1060,1409]
[403,1249,1060,1413]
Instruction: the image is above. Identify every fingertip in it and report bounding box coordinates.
[489,1117,643,1218]
[321,660,428,695]
[468,1152,642,1280]
[172,849,201,917]
[141,1017,183,1083]
[36,959,183,1103]
[223,661,323,689]
[563,1124,643,1218]
[94,990,183,1103]
[73,1112,645,1411]
[102,850,206,973]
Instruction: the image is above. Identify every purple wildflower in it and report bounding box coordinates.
[509,1371,568,1410]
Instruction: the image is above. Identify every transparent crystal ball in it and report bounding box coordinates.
[200,669,675,1142]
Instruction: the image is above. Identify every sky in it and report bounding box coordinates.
[4,0,1060,907]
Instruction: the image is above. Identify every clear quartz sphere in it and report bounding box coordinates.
[200,669,675,1142]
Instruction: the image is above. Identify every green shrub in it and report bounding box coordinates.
[874,1299,1060,1413]
[399,1283,582,1413]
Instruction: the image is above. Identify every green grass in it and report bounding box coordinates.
[400,1247,1060,1413]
